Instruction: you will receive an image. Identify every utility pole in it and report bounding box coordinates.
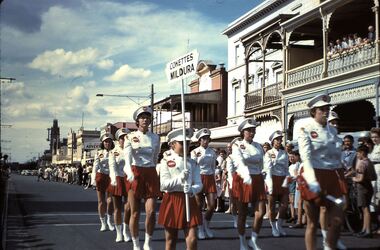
[150,84,154,132]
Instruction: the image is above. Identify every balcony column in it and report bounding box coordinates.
[373,0,379,62]
[283,30,292,88]
[320,9,332,78]
[261,49,266,106]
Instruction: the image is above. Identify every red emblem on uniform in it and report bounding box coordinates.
[132,137,140,143]
[310,131,318,139]
[99,154,104,158]
[167,160,176,168]
[240,144,246,150]
[114,152,119,156]
[196,152,202,157]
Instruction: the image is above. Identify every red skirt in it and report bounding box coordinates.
[201,174,217,194]
[336,168,348,195]
[131,166,161,199]
[231,173,242,199]
[299,168,344,207]
[95,173,111,193]
[124,175,132,193]
[236,174,267,203]
[158,192,202,229]
[109,176,127,197]
[271,175,289,196]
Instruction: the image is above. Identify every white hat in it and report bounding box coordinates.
[133,106,153,121]
[167,128,193,143]
[100,132,114,142]
[195,128,211,140]
[269,130,283,142]
[115,128,130,140]
[238,118,260,132]
[307,94,331,108]
[328,111,339,122]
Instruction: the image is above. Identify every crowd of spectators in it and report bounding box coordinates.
[327,25,376,57]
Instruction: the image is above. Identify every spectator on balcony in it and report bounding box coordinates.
[367,25,375,42]
[327,41,336,56]
[341,37,350,50]
[348,34,355,48]
[354,33,363,46]
[335,39,343,52]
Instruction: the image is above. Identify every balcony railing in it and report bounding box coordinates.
[245,82,282,110]
[328,43,376,77]
[153,121,220,135]
[286,42,377,88]
[287,59,323,88]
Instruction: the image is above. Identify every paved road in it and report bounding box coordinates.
[4,174,380,250]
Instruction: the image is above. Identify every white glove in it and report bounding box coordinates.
[183,183,192,194]
[308,181,321,194]
[110,176,117,186]
[126,172,134,183]
[242,174,252,185]
[179,169,190,182]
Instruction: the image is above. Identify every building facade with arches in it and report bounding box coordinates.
[222,0,380,143]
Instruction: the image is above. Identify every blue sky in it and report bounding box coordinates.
[0,0,261,162]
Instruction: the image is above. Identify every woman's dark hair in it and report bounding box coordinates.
[135,113,152,127]
[263,142,271,149]
[309,107,317,118]
[357,145,369,156]
[100,140,115,150]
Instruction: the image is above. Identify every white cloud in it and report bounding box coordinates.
[105,64,152,82]
[28,47,99,78]
[97,59,114,69]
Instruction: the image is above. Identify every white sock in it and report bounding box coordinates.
[115,224,122,241]
[144,232,152,245]
[100,217,106,224]
[270,220,276,229]
[251,232,258,240]
[106,214,112,224]
[132,237,140,247]
[321,229,328,241]
[239,234,246,244]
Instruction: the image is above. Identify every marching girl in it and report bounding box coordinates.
[91,131,115,232]
[123,106,161,250]
[298,94,345,250]
[263,130,289,237]
[226,138,240,228]
[109,128,132,242]
[232,118,266,250]
[158,128,203,250]
[191,128,217,239]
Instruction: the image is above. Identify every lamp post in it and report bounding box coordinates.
[0,77,15,157]
[96,84,154,132]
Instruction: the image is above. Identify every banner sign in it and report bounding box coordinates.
[165,50,199,83]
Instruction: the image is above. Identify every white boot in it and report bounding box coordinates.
[248,232,262,250]
[239,234,249,250]
[107,214,115,231]
[233,215,238,228]
[204,219,214,238]
[143,233,153,250]
[270,220,280,237]
[132,237,141,250]
[100,217,107,232]
[115,224,123,242]
[336,239,347,250]
[321,229,328,246]
[276,219,287,236]
[198,224,206,240]
[123,222,131,242]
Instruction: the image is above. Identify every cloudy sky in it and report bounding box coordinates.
[1,0,260,163]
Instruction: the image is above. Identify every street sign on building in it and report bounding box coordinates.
[84,141,100,150]
[165,50,199,83]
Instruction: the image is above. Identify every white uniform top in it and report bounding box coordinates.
[263,148,289,177]
[91,149,111,183]
[191,146,217,175]
[341,149,356,170]
[226,155,237,175]
[123,130,160,169]
[289,162,301,178]
[370,144,380,165]
[298,119,342,184]
[232,139,264,177]
[159,149,202,194]
[109,142,126,180]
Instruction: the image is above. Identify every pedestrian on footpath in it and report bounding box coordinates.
[298,94,345,250]
[158,128,202,250]
[191,128,217,239]
[92,131,115,232]
[123,106,161,250]
[263,130,289,237]
[109,128,132,243]
[232,118,266,250]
